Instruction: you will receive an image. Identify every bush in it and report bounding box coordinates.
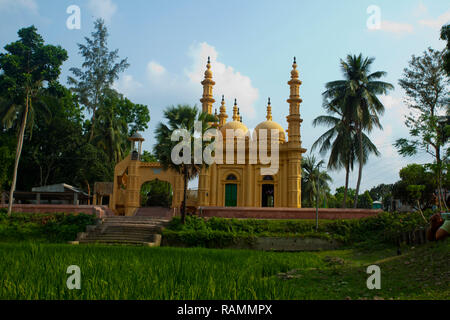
[0,212,98,243]
[164,211,433,248]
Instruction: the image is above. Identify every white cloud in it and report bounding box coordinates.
[113,75,143,97]
[413,2,428,17]
[0,0,38,14]
[379,94,409,120]
[88,0,117,23]
[419,10,450,30]
[185,42,259,118]
[379,20,414,34]
[147,61,166,77]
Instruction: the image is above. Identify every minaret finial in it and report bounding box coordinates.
[232,99,239,121]
[218,95,228,126]
[293,56,296,64]
[266,97,272,121]
[208,56,210,64]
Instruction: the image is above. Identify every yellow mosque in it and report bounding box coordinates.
[111,58,306,216]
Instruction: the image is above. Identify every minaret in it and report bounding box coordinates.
[232,99,240,121]
[286,57,305,208]
[200,56,215,114]
[287,57,303,143]
[266,98,272,121]
[218,95,228,126]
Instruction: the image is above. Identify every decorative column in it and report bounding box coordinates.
[286,57,306,208]
[200,56,215,115]
[198,57,215,206]
[218,95,228,127]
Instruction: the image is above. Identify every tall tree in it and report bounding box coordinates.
[441,24,450,77]
[301,155,332,208]
[0,26,67,216]
[395,48,449,211]
[154,105,216,223]
[323,54,393,207]
[68,18,129,142]
[312,92,355,208]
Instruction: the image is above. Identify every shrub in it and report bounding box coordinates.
[0,212,98,243]
[164,211,432,248]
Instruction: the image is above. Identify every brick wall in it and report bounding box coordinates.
[199,207,381,220]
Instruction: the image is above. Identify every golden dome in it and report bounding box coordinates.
[220,121,249,139]
[255,120,286,143]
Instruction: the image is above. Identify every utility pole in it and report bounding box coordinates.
[315,163,323,232]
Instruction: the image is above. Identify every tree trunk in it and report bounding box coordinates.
[435,147,447,211]
[181,167,188,224]
[354,129,363,208]
[89,107,96,143]
[7,93,30,216]
[86,180,91,205]
[343,160,350,208]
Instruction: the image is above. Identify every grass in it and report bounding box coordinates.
[0,240,448,300]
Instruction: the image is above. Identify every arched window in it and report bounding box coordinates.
[226,174,237,181]
[263,175,274,181]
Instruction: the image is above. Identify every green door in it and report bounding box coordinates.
[225,184,237,207]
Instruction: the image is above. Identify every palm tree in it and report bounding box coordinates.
[312,94,355,208]
[312,98,380,208]
[301,155,332,207]
[154,105,217,223]
[323,54,393,207]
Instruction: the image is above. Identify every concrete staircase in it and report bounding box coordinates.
[134,206,175,219]
[76,216,169,246]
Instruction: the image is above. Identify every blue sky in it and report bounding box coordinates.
[0,0,449,193]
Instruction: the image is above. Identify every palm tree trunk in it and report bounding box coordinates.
[343,160,350,208]
[7,93,30,216]
[354,129,363,208]
[181,167,188,224]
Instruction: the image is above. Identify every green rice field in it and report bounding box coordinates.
[0,241,448,300]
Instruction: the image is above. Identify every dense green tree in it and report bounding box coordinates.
[333,186,356,208]
[369,183,394,211]
[0,26,68,215]
[357,191,373,209]
[0,132,15,193]
[321,54,393,208]
[395,48,449,210]
[441,24,450,76]
[154,105,216,223]
[92,89,150,163]
[392,164,436,210]
[68,18,129,142]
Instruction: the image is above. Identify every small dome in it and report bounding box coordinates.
[255,120,286,143]
[220,121,249,139]
[129,132,144,141]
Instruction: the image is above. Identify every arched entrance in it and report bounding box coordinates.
[262,175,274,207]
[140,179,173,208]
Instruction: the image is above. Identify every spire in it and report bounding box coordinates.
[291,56,299,79]
[287,57,303,144]
[232,99,240,121]
[200,56,215,114]
[266,97,272,121]
[218,95,228,126]
[205,56,212,79]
